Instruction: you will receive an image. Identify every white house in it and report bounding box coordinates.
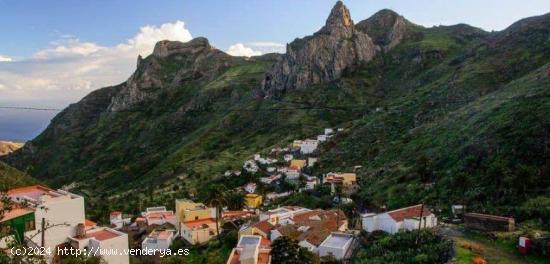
[110,211,131,229]
[307,157,318,167]
[260,174,282,184]
[142,207,177,227]
[226,235,271,264]
[300,139,319,154]
[317,135,327,142]
[69,226,130,264]
[283,154,294,162]
[361,204,437,234]
[318,232,354,260]
[244,183,257,194]
[285,169,300,180]
[259,206,310,226]
[141,229,175,250]
[5,185,86,250]
[244,160,259,173]
[265,191,293,201]
[324,128,334,135]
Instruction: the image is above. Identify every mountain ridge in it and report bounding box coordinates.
[3,2,549,219]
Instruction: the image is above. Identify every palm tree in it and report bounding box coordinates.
[204,184,227,245]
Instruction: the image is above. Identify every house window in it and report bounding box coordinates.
[195,216,198,220]
[25,220,35,231]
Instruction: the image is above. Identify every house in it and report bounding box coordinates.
[259,206,310,226]
[2,185,86,250]
[244,160,259,173]
[239,220,274,239]
[307,157,318,167]
[464,213,515,232]
[244,194,263,209]
[222,210,255,222]
[265,191,293,201]
[266,167,276,173]
[244,183,257,194]
[324,128,334,135]
[142,207,177,227]
[175,199,216,230]
[284,169,300,180]
[318,232,355,260]
[283,154,293,162]
[110,211,131,229]
[0,204,35,243]
[69,225,129,264]
[323,173,357,186]
[180,218,219,245]
[260,174,282,184]
[361,204,437,234]
[300,139,319,154]
[226,235,271,264]
[141,229,175,250]
[292,140,303,149]
[337,128,344,132]
[269,209,348,254]
[317,135,327,142]
[304,175,319,190]
[289,159,307,170]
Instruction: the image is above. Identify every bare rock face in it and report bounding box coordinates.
[262,1,378,94]
[356,9,410,51]
[109,37,232,111]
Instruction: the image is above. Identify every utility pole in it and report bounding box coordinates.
[415,204,424,245]
[41,218,45,247]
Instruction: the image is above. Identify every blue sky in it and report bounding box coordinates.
[0,0,549,140]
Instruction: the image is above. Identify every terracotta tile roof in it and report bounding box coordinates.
[252,220,274,234]
[182,218,216,229]
[7,185,59,200]
[83,229,120,241]
[148,230,173,240]
[84,219,97,227]
[274,209,346,247]
[387,204,432,222]
[0,206,34,222]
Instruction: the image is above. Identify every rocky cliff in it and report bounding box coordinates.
[262,1,378,94]
[109,37,234,111]
[0,141,24,156]
[355,9,411,51]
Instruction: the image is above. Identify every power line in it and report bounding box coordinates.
[0,106,62,111]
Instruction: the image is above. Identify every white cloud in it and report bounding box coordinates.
[226,43,263,57]
[0,55,12,62]
[0,21,193,105]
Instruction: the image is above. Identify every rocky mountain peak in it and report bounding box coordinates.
[321,1,354,35]
[262,1,377,94]
[356,9,410,51]
[152,37,212,58]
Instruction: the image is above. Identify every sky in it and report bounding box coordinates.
[0,0,549,140]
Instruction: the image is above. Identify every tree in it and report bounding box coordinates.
[271,236,313,264]
[204,184,227,245]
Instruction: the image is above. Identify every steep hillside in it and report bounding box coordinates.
[0,141,24,156]
[3,2,549,219]
[0,161,36,191]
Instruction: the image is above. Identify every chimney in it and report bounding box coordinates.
[76,223,86,239]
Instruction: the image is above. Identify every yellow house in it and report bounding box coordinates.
[325,172,357,186]
[175,199,215,230]
[290,159,307,170]
[244,194,263,209]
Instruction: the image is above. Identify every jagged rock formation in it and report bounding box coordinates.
[262,1,378,94]
[356,9,410,51]
[109,37,234,111]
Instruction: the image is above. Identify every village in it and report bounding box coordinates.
[0,127,544,264]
